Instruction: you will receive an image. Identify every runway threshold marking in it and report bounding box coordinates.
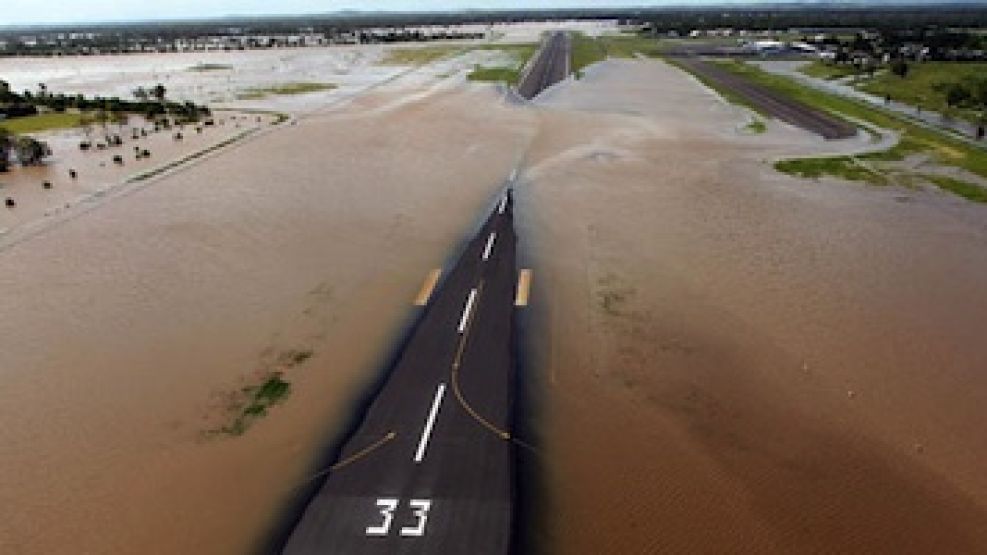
[457,288,479,334]
[413,383,447,463]
[481,232,497,261]
[515,269,532,307]
[413,269,442,306]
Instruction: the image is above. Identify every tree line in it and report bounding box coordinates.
[1,79,210,170]
[1,80,209,122]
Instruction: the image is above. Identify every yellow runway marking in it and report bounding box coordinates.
[448,281,511,441]
[330,431,397,472]
[413,269,441,306]
[287,431,397,494]
[515,269,532,307]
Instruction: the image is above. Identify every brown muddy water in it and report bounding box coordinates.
[520,59,987,553]
[0,112,274,237]
[0,81,533,553]
[2,50,987,555]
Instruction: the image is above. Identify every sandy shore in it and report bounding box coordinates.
[522,59,987,553]
[3,37,987,554]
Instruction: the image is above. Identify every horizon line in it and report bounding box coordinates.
[0,1,980,30]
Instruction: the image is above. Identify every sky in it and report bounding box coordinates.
[5,0,636,26]
[0,0,956,25]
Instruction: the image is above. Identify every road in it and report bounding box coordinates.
[278,180,526,554]
[673,56,857,140]
[517,31,571,100]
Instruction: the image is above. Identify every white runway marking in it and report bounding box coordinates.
[457,288,478,334]
[414,383,447,463]
[510,168,518,181]
[482,232,497,261]
[497,195,508,214]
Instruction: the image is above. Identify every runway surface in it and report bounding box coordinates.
[673,56,857,140]
[280,181,525,554]
[517,31,572,100]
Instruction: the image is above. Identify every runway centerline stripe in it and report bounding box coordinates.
[413,383,447,464]
[482,232,497,261]
[457,288,478,334]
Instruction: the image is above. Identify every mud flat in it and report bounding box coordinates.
[0,73,533,552]
[521,59,987,553]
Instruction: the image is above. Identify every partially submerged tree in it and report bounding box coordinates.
[15,136,52,166]
[151,83,167,102]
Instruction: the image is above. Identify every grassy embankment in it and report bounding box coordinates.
[800,60,987,125]
[798,60,865,81]
[237,82,336,100]
[380,42,539,85]
[569,32,665,77]
[380,45,465,65]
[857,61,987,125]
[466,44,538,85]
[570,32,608,77]
[0,111,84,134]
[694,60,987,202]
[596,33,665,59]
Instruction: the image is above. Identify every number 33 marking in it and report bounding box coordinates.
[365,498,432,537]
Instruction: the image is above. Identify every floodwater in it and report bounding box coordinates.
[521,59,987,553]
[2,43,987,554]
[0,68,534,551]
[0,112,274,238]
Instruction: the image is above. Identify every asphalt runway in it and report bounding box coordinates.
[673,56,858,140]
[279,181,526,554]
[517,31,571,100]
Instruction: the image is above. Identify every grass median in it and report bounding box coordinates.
[236,82,336,100]
[0,111,84,134]
[466,44,538,85]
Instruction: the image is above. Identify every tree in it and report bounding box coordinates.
[15,136,51,166]
[0,80,13,102]
[890,59,909,78]
[0,129,11,172]
[972,78,987,108]
[945,83,971,107]
[133,86,149,101]
[151,83,167,102]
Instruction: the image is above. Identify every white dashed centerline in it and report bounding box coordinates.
[482,232,497,261]
[497,195,508,215]
[457,288,478,334]
[413,383,447,463]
